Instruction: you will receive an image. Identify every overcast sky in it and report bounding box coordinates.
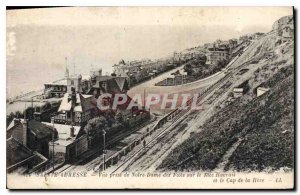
[6,7,293,97]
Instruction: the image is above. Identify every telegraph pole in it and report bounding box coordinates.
[103,130,106,171]
[51,117,55,172]
[99,129,106,176]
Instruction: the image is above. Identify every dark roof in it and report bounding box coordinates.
[107,79,122,94]
[96,75,114,82]
[28,120,53,139]
[7,119,53,140]
[91,78,122,94]
[91,76,129,91]
[6,121,23,139]
[7,137,47,173]
[114,77,129,91]
[6,137,33,167]
[79,94,97,112]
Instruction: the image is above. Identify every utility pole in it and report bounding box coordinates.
[103,130,106,171]
[51,117,55,172]
[100,129,106,176]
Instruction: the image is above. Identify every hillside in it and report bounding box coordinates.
[158,31,294,172]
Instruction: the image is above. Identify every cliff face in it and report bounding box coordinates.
[272,15,293,30]
[272,15,294,39]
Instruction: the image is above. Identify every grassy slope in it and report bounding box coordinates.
[158,61,294,172]
[225,67,294,171]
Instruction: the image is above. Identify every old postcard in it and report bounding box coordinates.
[6,7,294,189]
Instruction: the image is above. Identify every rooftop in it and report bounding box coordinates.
[42,122,81,140]
[58,93,96,113]
[7,119,54,139]
[45,78,68,86]
[6,137,47,172]
[233,88,244,93]
[257,87,270,92]
[6,137,33,167]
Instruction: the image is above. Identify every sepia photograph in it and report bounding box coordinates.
[5,6,295,189]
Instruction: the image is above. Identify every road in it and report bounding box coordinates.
[128,65,225,98]
[127,48,248,115]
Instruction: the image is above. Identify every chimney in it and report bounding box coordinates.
[70,126,75,137]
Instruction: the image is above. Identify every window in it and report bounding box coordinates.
[71,80,74,85]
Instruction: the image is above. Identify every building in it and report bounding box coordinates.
[43,61,103,99]
[206,47,229,65]
[113,59,140,77]
[7,118,57,158]
[43,74,92,99]
[67,74,83,94]
[53,88,98,126]
[88,76,130,98]
[43,122,88,162]
[257,87,270,97]
[113,58,167,79]
[7,137,48,174]
[43,61,70,98]
[44,79,68,98]
[233,88,244,98]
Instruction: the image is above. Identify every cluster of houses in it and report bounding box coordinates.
[7,64,149,174]
[173,49,205,63]
[113,31,265,88]
[173,33,263,68]
[113,58,174,82]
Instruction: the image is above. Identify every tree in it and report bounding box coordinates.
[197,54,207,65]
[24,107,35,119]
[15,111,23,119]
[6,112,15,127]
[84,116,107,136]
[115,111,124,124]
[216,59,228,70]
[184,64,194,76]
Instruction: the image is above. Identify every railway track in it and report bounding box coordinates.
[108,35,268,173]
[56,50,257,175]
[51,33,270,175]
[109,75,235,173]
[45,116,157,174]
